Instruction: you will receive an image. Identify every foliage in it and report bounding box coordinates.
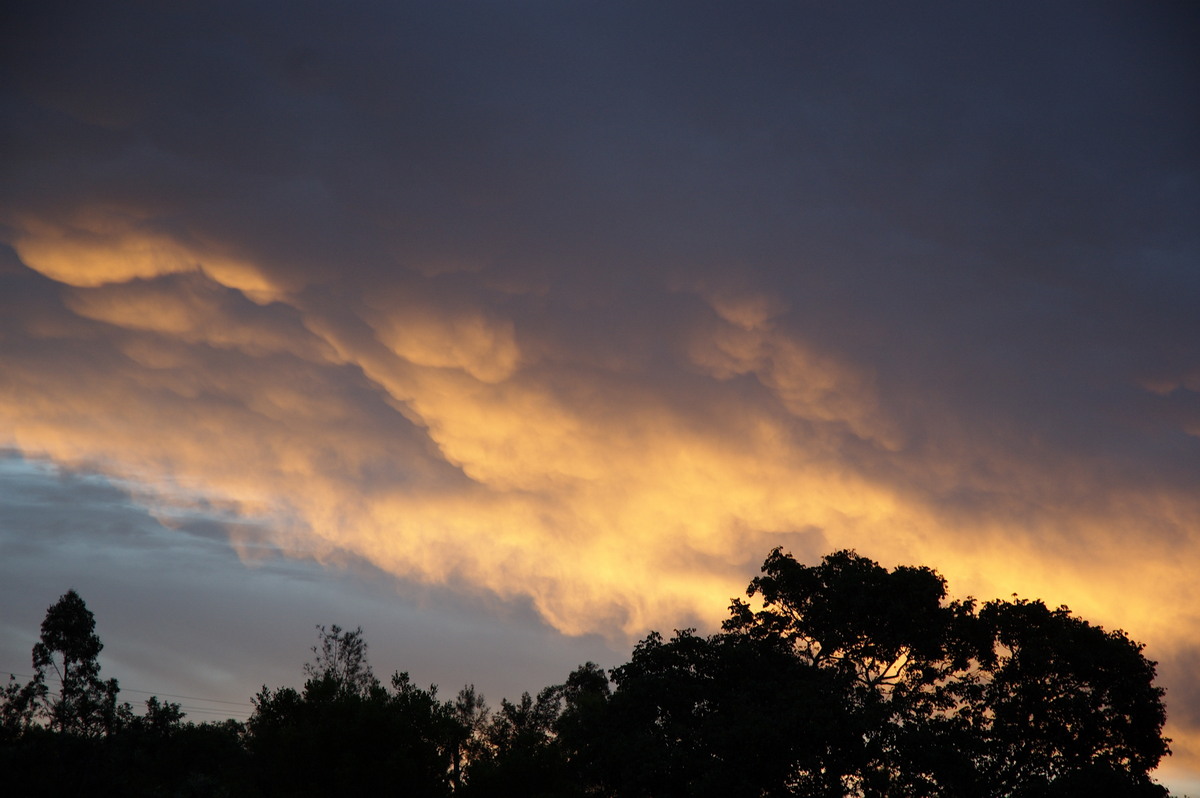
[29,589,131,737]
[460,683,573,797]
[302,624,375,697]
[0,551,1176,797]
[247,670,452,797]
[718,548,1171,797]
[0,675,42,742]
[972,597,1171,796]
[599,628,856,797]
[1,591,249,795]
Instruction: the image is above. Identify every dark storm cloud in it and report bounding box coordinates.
[1,0,1197,780]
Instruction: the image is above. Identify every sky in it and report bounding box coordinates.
[1,0,1197,789]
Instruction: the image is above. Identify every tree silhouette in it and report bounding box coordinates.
[303,624,375,697]
[460,685,569,797]
[972,597,1170,796]
[0,589,250,795]
[249,649,452,796]
[0,675,42,742]
[599,629,855,797]
[29,589,129,737]
[720,548,1170,796]
[0,551,1175,797]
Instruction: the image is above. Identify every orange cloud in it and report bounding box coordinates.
[3,252,1196,645]
[65,275,337,363]
[12,212,278,297]
[2,226,1197,778]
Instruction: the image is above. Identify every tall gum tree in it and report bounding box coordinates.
[30,589,126,737]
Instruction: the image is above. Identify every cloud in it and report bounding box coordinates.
[1,0,1198,782]
[13,212,274,295]
[4,245,1195,647]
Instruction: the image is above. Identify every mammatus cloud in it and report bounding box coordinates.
[2,0,1197,784]
[4,226,1197,646]
[5,244,1199,781]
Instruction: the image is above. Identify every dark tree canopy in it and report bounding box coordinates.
[716,549,1170,797]
[0,550,1176,797]
[457,549,1171,797]
[247,671,452,797]
[973,597,1171,795]
[1,590,247,795]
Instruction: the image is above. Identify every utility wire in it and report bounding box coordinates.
[116,686,253,708]
[3,668,255,717]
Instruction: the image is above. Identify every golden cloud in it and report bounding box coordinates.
[12,212,277,296]
[65,274,337,363]
[2,224,1198,774]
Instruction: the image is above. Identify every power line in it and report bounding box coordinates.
[2,668,255,716]
[117,686,253,708]
[164,706,252,720]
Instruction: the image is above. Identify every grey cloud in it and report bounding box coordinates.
[1,0,1194,532]
[1,0,1197,779]
[9,5,1194,480]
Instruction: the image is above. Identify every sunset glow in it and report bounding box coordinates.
[2,1,1197,790]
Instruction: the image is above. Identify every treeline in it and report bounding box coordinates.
[0,548,1174,797]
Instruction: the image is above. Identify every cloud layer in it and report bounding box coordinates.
[2,0,1198,782]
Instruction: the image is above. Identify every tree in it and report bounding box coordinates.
[303,623,375,696]
[249,626,453,797]
[0,674,43,742]
[29,589,129,737]
[445,684,490,791]
[134,695,186,737]
[721,548,1170,796]
[545,661,613,794]
[599,629,856,797]
[724,548,978,690]
[461,686,568,797]
[972,598,1170,797]
[723,549,980,794]
[0,590,141,795]
[2,555,1172,797]
[102,702,252,795]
